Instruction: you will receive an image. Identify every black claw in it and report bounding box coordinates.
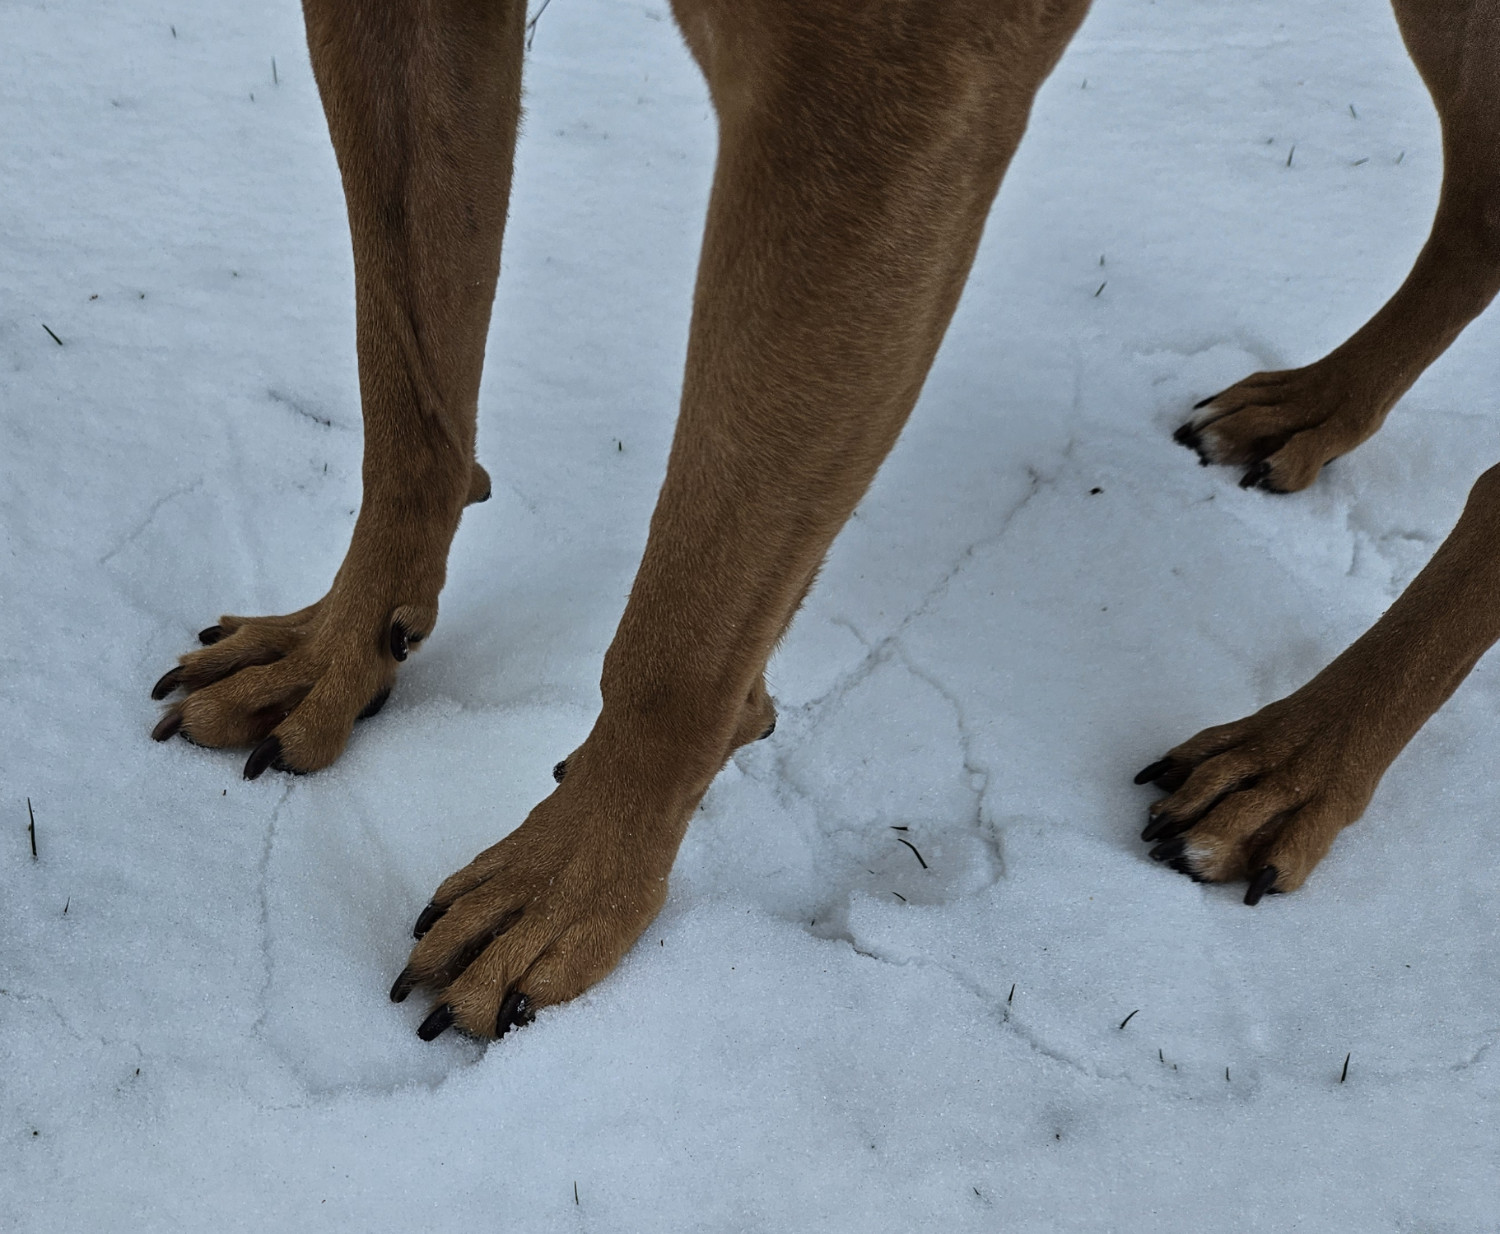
[758,718,776,741]
[1134,758,1173,786]
[151,710,183,742]
[390,623,409,662]
[243,735,282,781]
[1140,809,1179,842]
[475,485,491,503]
[495,990,534,1039]
[1148,837,1186,863]
[1245,864,1279,906]
[552,759,568,783]
[417,1004,455,1042]
[1192,395,1217,411]
[1173,420,1213,465]
[389,968,417,1003]
[1240,460,1272,490]
[1153,767,1191,793]
[1167,856,1207,883]
[1142,812,1195,843]
[151,667,185,701]
[412,901,446,939]
[198,625,226,646]
[358,687,391,721]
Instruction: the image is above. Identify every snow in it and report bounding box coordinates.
[3,0,1498,1228]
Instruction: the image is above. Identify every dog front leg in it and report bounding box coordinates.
[150,0,524,775]
[1138,462,1500,900]
[393,0,1093,1039]
[1180,0,1500,491]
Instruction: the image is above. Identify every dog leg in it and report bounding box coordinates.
[1178,0,1500,492]
[1138,462,1500,899]
[393,0,1093,1039]
[150,0,524,775]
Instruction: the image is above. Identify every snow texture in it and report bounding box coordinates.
[3,0,1498,1229]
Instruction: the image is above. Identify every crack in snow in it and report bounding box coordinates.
[891,643,1003,881]
[267,387,350,431]
[248,782,294,1048]
[798,463,1051,723]
[98,479,203,566]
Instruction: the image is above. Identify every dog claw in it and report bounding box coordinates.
[1143,812,1195,843]
[1134,757,1172,786]
[1173,421,1212,464]
[389,968,417,1003]
[1245,865,1279,906]
[1192,395,1216,411]
[244,735,283,781]
[495,990,533,1039]
[390,623,409,662]
[552,759,568,783]
[417,1004,454,1041]
[1240,460,1272,490]
[758,718,776,740]
[1148,837,1185,863]
[151,710,183,742]
[150,667,185,700]
[198,625,226,646]
[412,901,446,939]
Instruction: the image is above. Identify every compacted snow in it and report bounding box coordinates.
[3,0,1498,1229]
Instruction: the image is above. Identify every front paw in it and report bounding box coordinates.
[390,782,677,1040]
[149,595,436,777]
[1133,695,1384,903]
[1176,365,1385,493]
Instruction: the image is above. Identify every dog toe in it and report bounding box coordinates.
[1137,701,1373,898]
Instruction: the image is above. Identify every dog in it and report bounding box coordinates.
[148,0,1500,1041]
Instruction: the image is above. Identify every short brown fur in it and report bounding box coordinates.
[151,0,1500,1038]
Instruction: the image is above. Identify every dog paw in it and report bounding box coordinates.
[150,591,436,776]
[1133,696,1382,903]
[1175,365,1388,493]
[390,771,678,1040]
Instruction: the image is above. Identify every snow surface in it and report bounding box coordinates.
[4,0,1499,1229]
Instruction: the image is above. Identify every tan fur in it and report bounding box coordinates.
[1178,0,1500,493]
[149,0,1500,1038]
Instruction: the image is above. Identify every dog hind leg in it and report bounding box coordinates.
[1180,0,1500,492]
[393,0,1094,1038]
[151,0,525,775]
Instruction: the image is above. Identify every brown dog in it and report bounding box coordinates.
[149,0,1500,1041]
